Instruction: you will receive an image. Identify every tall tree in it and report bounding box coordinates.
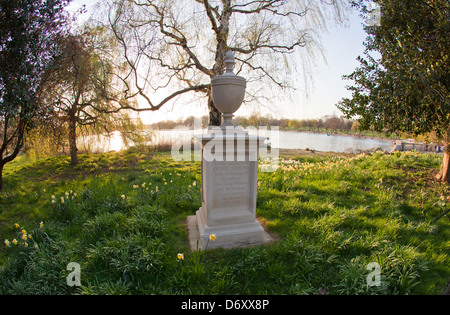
[97,0,348,126]
[0,0,70,190]
[338,0,449,181]
[41,28,141,165]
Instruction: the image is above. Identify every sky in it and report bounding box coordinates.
[67,0,368,124]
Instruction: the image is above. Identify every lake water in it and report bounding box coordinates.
[266,130,393,153]
[80,129,393,154]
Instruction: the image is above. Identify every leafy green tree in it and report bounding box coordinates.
[0,0,70,190]
[338,0,449,180]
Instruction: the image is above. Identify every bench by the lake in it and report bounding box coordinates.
[389,140,440,153]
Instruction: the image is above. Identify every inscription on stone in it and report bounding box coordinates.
[212,161,250,207]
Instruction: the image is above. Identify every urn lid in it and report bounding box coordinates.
[211,51,246,87]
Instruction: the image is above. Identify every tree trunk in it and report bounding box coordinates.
[436,151,450,182]
[68,114,78,166]
[0,120,25,191]
[0,163,4,191]
[208,94,222,126]
[435,127,450,182]
[207,0,232,127]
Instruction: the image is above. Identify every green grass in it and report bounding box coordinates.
[0,149,448,294]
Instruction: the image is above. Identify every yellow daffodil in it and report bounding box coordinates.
[24,242,28,247]
[21,229,26,235]
[4,240,10,247]
[15,223,19,228]
[40,221,44,228]
[12,239,17,245]
[209,234,216,241]
[61,197,64,204]
[177,253,184,260]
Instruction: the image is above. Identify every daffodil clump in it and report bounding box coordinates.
[262,154,369,177]
[4,222,44,250]
[132,181,158,193]
[51,191,77,204]
[132,179,197,193]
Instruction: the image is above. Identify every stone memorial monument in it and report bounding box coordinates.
[187,51,271,250]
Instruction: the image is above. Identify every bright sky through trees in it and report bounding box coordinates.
[68,0,367,124]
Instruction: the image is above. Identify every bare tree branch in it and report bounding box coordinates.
[90,0,349,124]
[195,0,219,35]
[95,83,209,114]
[231,0,308,17]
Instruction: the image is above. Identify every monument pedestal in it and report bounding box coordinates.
[192,130,269,250]
[187,50,272,250]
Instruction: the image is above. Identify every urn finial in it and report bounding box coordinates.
[224,50,235,75]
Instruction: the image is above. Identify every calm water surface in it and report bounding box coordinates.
[80,129,393,154]
[269,130,392,153]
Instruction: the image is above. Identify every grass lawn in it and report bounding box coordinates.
[0,148,448,295]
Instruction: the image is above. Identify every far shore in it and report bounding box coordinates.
[147,126,397,143]
[279,129,395,143]
[149,126,392,137]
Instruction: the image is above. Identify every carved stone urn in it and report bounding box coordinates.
[211,50,246,128]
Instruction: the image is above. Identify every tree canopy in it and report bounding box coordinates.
[338,0,449,136]
[40,28,140,165]
[97,0,349,125]
[0,0,70,189]
[337,0,449,180]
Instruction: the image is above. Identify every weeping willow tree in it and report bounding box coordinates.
[93,0,350,126]
[39,27,143,165]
